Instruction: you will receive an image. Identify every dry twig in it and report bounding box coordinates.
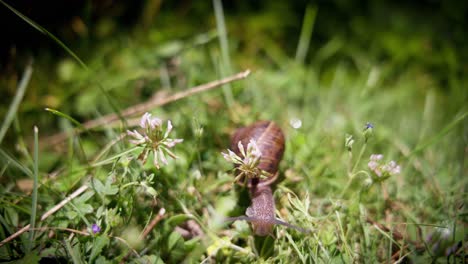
[43,69,251,147]
[0,185,89,248]
[119,208,166,264]
[140,207,166,239]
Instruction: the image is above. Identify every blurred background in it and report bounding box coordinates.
[2,0,467,117]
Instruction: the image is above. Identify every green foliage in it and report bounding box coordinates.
[0,0,466,263]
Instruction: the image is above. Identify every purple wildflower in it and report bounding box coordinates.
[91,223,101,234]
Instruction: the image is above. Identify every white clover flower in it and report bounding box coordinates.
[367,154,401,181]
[127,112,183,169]
[222,139,268,184]
[370,154,383,161]
[140,112,162,130]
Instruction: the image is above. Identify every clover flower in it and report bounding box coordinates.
[127,112,183,169]
[222,139,268,183]
[367,154,401,181]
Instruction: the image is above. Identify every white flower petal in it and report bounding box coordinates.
[368,161,378,170]
[126,130,135,137]
[164,148,178,159]
[140,113,151,128]
[228,150,242,162]
[238,141,246,158]
[391,165,401,175]
[375,168,382,176]
[370,154,383,161]
[164,120,173,138]
[163,138,183,148]
[222,152,231,162]
[153,150,160,169]
[127,129,142,139]
[129,139,146,145]
[159,148,168,165]
[246,140,254,154]
[150,117,162,129]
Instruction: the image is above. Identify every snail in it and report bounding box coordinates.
[230,120,285,187]
[225,121,309,236]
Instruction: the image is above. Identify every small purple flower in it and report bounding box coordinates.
[363,122,374,142]
[91,223,101,234]
[365,122,374,130]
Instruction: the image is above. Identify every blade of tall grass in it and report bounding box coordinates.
[26,126,39,252]
[45,108,86,130]
[295,6,317,64]
[0,61,32,145]
[411,110,467,155]
[213,0,234,107]
[91,146,140,168]
[44,109,91,165]
[0,148,33,178]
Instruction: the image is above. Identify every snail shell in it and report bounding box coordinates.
[230,121,285,179]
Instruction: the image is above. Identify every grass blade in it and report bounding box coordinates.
[295,6,317,64]
[411,110,467,155]
[0,61,33,145]
[0,148,33,177]
[26,126,39,252]
[45,108,85,130]
[213,0,234,107]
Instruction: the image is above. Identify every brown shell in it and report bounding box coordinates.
[230,121,285,176]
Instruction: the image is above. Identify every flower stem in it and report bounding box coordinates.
[351,142,367,175]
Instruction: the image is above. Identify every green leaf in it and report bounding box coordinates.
[73,193,94,215]
[103,176,118,195]
[164,214,192,227]
[92,178,106,194]
[65,211,78,220]
[95,255,112,264]
[167,231,185,262]
[7,252,41,264]
[89,235,110,262]
[167,231,182,251]
[131,255,165,264]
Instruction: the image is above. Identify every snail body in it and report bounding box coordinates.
[246,185,276,236]
[227,184,309,236]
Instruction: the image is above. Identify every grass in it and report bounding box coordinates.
[0,1,466,263]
